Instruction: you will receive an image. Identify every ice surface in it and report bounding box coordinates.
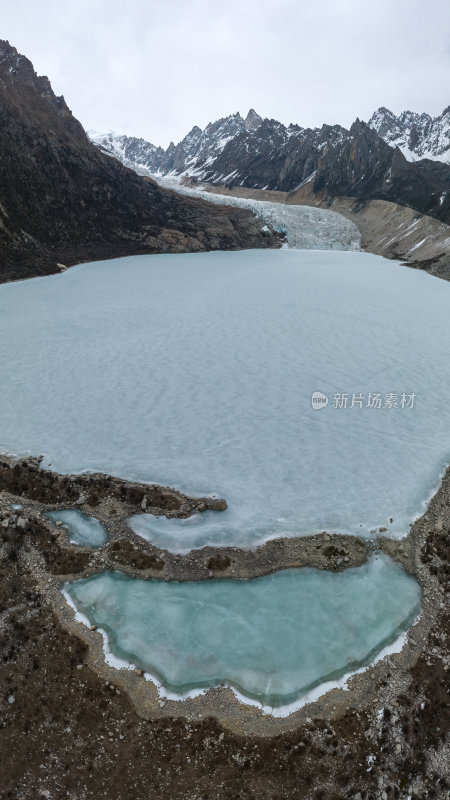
[46,509,107,547]
[65,554,421,707]
[1,249,450,552]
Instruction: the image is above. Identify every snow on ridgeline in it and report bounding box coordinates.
[368,106,450,164]
[154,175,362,251]
[88,130,165,177]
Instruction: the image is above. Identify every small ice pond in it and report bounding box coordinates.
[1,249,450,552]
[65,554,420,708]
[46,509,107,547]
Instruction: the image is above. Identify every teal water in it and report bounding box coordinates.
[47,509,107,547]
[65,554,420,707]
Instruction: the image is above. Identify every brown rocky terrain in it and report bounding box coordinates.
[0,41,280,284]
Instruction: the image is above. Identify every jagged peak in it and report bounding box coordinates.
[368,107,400,129]
[398,109,426,126]
[202,111,243,135]
[371,106,396,118]
[183,125,202,141]
[0,40,39,80]
[244,108,262,131]
[0,39,19,59]
[350,118,380,141]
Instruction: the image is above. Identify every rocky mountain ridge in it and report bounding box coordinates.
[90,109,264,177]
[0,42,279,283]
[91,108,450,225]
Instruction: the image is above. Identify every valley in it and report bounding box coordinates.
[0,31,448,800]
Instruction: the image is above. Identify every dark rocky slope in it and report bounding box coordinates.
[0,42,279,283]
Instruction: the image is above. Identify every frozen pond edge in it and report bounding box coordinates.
[62,556,421,717]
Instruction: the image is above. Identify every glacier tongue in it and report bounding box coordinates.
[154,175,362,251]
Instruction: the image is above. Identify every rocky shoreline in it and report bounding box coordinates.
[0,454,448,796]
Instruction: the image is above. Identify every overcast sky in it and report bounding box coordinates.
[2,0,449,147]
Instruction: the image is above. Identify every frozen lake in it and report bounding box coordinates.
[46,509,107,547]
[1,248,450,552]
[65,554,421,708]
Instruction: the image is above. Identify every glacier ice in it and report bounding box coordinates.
[46,509,107,547]
[65,554,421,707]
[155,176,362,250]
[0,249,450,552]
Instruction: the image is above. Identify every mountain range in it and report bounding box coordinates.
[91,107,450,226]
[0,41,279,283]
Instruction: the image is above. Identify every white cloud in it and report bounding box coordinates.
[2,0,449,146]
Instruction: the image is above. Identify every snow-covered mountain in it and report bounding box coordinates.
[89,112,356,187]
[368,106,450,163]
[90,109,264,179]
[89,107,450,225]
[88,130,166,176]
[90,106,450,186]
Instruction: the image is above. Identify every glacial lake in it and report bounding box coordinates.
[65,554,421,708]
[1,248,450,552]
